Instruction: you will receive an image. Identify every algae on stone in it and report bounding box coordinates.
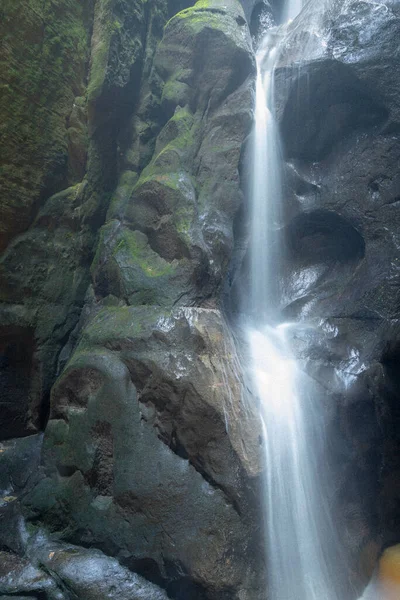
[0,0,93,251]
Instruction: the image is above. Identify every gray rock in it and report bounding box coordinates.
[0,435,42,554]
[272,0,400,588]
[0,552,64,599]
[23,307,262,599]
[229,0,400,591]
[0,539,169,600]
[98,0,255,308]
[31,538,169,600]
[0,596,40,599]
[0,2,262,599]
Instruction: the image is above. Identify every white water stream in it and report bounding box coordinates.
[246,2,350,599]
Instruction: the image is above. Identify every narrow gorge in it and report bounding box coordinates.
[0,0,399,598]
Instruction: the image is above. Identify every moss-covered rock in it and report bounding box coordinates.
[157,0,253,113]
[0,0,181,439]
[0,1,262,598]
[98,0,255,308]
[0,183,97,437]
[91,220,194,306]
[24,306,262,599]
[0,0,93,252]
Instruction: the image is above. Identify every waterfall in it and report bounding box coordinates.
[282,0,304,22]
[245,2,350,599]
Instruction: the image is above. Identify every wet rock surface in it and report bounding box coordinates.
[93,0,255,308]
[0,536,170,600]
[0,1,262,598]
[1,0,400,598]
[22,307,261,599]
[229,0,400,592]
[0,0,209,442]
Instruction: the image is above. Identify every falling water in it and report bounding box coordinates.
[249,32,282,319]
[282,0,304,22]
[246,2,349,599]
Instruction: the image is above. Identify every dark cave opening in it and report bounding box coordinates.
[0,327,38,439]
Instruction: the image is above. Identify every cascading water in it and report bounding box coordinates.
[245,2,350,599]
[282,0,304,22]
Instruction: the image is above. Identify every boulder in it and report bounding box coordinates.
[0,538,169,600]
[24,307,262,599]
[31,538,169,600]
[0,551,64,599]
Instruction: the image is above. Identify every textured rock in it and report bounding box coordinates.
[95,0,255,307]
[0,0,92,252]
[0,551,64,599]
[0,436,42,556]
[265,0,400,590]
[0,0,193,440]
[11,0,400,597]
[0,597,39,599]
[226,0,400,592]
[0,0,262,598]
[23,307,261,599]
[31,538,169,600]
[0,538,169,600]
[0,184,96,438]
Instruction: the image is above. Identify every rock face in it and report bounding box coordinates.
[0,537,170,599]
[1,0,400,598]
[23,307,261,598]
[0,0,263,598]
[230,0,400,593]
[0,0,92,252]
[92,0,255,308]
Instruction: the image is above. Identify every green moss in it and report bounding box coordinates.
[90,224,108,277]
[0,0,93,248]
[135,170,182,191]
[175,204,195,238]
[67,307,174,365]
[157,128,195,157]
[169,106,193,124]
[157,107,197,155]
[91,221,178,307]
[136,109,199,186]
[81,307,144,344]
[107,170,138,220]
[87,40,110,102]
[87,0,147,103]
[37,184,82,221]
[114,229,175,278]
[87,0,113,103]
[161,77,191,109]
[166,1,227,30]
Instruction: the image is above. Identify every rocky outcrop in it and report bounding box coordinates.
[0,0,261,598]
[0,537,170,599]
[2,0,399,597]
[229,0,400,593]
[22,307,261,598]
[0,0,182,441]
[0,0,92,253]
[92,0,255,307]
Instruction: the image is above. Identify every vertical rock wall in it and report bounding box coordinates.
[0,1,264,598]
[229,1,400,594]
